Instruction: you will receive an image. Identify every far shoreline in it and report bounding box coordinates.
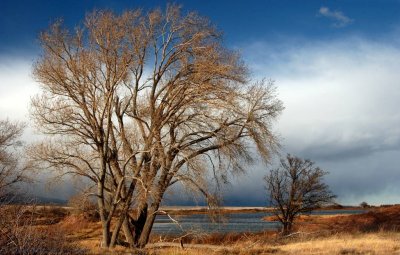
[157,205,366,215]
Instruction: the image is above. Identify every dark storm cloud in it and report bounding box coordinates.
[320,150,400,204]
[299,137,400,162]
[241,36,400,205]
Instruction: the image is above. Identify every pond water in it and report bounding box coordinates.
[151,210,365,235]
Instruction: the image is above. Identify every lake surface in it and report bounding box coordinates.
[151,210,365,235]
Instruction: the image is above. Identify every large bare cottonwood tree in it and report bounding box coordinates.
[30,5,283,248]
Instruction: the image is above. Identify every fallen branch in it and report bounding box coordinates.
[145,242,227,250]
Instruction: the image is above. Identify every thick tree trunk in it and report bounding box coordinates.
[117,203,149,248]
[97,181,111,247]
[282,220,292,235]
[134,204,148,240]
[122,215,135,247]
[137,205,158,248]
[101,220,111,247]
[110,213,126,248]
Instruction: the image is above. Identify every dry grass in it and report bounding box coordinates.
[149,231,278,246]
[2,205,400,254]
[278,232,400,255]
[0,205,86,254]
[143,232,400,255]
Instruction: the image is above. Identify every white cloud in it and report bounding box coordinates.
[0,56,42,147]
[318,6,353,27]
[276,41,400,156]
[240,36,400,205]
[0,57,38,122]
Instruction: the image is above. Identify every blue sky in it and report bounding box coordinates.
[1,0,400,206]
[1,0,400,53]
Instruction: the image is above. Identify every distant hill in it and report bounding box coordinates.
[31,195,67,205]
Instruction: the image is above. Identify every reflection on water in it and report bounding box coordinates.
[151,210,365,235]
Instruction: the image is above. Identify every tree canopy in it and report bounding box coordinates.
[30,5,284,248]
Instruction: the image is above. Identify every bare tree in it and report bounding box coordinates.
[265,154,335,235]
[30,5,283,248]
[0,119,29,200]
[67,190,98,220]
[360,201,370,208]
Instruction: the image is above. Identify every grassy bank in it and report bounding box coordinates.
[143,232,400,255]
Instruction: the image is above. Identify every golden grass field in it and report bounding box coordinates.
[142,232,400,255]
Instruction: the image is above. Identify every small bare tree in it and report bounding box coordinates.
[67,191,98,220]
[0,119,29,200]
[265,154,335,234]
[360,201,370,208]
[30,5,283,248]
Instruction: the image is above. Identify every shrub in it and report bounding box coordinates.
[0,205,86,255]
[67,192,99,221]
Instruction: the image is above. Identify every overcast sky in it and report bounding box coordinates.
[1,0,400,206]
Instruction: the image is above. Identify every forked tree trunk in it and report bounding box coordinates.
[110,213,126,248]
[105,201,161,248]
[116,203,149,248]
[122,216,135,247]
[133,204,148,244]
[137,206,158,248]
